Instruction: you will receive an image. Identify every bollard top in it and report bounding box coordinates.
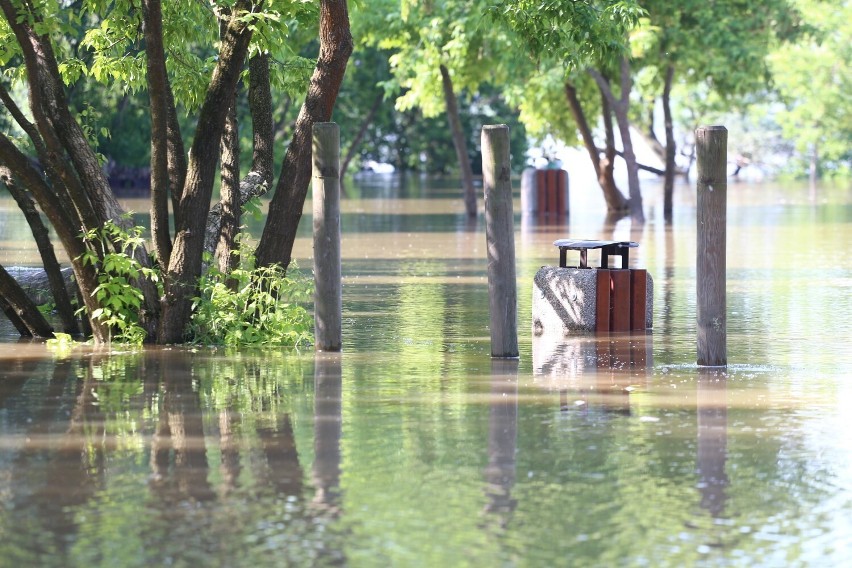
[696,125,727,132]
[482,124,509,131]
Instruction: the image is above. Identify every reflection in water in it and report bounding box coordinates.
[484,360,518,522]
[697,369,729,518]
[533,334,652,414]
[149,351,214,502]
[313,353,342,513]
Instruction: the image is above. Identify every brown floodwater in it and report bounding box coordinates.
[0,175,851,566]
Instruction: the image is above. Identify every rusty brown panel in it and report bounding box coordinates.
[630,269,647,331]
[546,169,558,214]
[556,169,566,214]
[536,170,546,214]
[610,270,631,332]
[595,269,611,333]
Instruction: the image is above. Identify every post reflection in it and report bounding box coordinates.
[483,359,518,523]
[696,368,729,518]
[533,333,652,414]
[313,352,342,514]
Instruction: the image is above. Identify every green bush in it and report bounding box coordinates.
[189,238,314,347]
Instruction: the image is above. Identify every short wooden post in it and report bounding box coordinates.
[482,125,518,358]
[312,122,342,352]
[696,125,727,366]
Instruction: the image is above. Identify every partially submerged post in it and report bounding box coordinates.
[482,125,518,358]
[312,122,342,352]
[696,125,727,366]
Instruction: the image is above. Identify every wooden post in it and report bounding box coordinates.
[482,125,518,358]
[312,122,342,352]
[696,125,727,366]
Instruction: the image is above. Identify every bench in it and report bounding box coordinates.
[553,239,638,270]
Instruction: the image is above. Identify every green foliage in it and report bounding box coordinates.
[190,235,314,347]
[79,217,159,345]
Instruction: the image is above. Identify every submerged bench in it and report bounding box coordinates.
[554,239,638,270]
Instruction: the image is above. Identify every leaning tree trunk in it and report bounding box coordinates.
[662,64,676,223]
[0,264,54,337]
[255,0,353,270]
[158,1,256,344]
[589,58,644,223]
[1,0,160,340]
[564,81,629,214]
[215,95,241,274]
[440,64,477,218]
[0,168,78,333]
[341,90,383,182]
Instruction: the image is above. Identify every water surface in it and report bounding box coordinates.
[1,177,851,566]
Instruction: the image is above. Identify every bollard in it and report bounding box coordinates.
[482,125,519,358]
[696,125,727,367]
[312,122,342,352]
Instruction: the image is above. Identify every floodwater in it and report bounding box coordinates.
[1,175,851,566]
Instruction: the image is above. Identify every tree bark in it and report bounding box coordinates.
[440,64,477,218]
[215,96,241,274]
[142,0,173,267]
[1,0,160,339]
[0,131,108,341]
[0,263,54,337]
[248,53,274,184]
[0,167,78,333]
[662,64,676,223]
[255,0,353,270]
[564,81,628,214]
[158,1,255,343]
[589,58,645,222]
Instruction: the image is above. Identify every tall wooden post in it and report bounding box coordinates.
[312,122,342,352]
[482,125,518,358]
[696,125,727,366]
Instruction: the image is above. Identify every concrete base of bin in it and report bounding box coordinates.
[532,266,653,336]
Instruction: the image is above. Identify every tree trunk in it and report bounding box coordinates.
[0,168,78,333]
[1,0,160,339]
[662,64,676,223]
[0,264,54,337]
[341,90,383,181]
[589,58,644,223]
[142,0,173,267]
[0,131,109,342]
[158,2,255,343]
[564,81,629,214]
[255,0,353,270]
[440,64,477,218]
[203,53,273,261]
[248,53,274,184]
[215,97,241,274]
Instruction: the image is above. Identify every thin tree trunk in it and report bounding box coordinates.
[662,64,676,223]
[564,81,628,213]
[142,0,173,267]
[215,97,240,274]
[0,295,30,335]
[341,90,383,179]
[255,0,353,270]
[440,64,476,218]
[0,264,54,337]
[203,53,273,260]
[0,168,78,333]
[589,58,644,223]
[159,1,255,343]
[249,53,274,184]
